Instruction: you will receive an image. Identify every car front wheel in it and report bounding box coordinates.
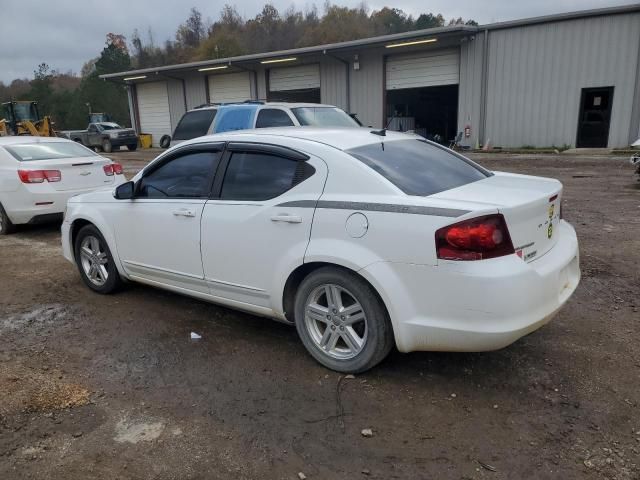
[74,224,122,293]
[294,266,394,373]
[101,139,113,153]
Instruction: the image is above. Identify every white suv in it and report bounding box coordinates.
[167,102,361,147]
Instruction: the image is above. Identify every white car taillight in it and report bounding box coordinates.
[435,214,515,261]
[18,169,62,183]
[103,163,124,176]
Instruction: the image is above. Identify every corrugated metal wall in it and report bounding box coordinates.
[167,79,186,131]
[458,37,484,148]
[320,57,348,110]
[183,73,207,110]
[350,53,384,128]
[484,12,640,148]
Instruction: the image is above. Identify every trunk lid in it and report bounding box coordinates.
[431,172,562,262]
[22,155,116,191]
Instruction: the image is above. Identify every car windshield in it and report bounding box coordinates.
[98,122,122,130]
[347,139,490,196]
[173,110,217,140]
[4,142,97,161]
[291,107,360,127]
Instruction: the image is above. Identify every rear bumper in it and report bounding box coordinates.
[363,220,580,353]
[3,182,122,225]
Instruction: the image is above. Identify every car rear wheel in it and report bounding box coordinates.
[74,225,122,293]
[101,139,113,153]
[0,203,16,235]
[294,266,394,373]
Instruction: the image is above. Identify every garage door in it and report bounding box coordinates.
[208,72,251,103]
[269,64,320,92]
[136,82,171,147]
[386,48,460,90]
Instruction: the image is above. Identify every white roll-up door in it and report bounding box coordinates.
[136,82,171,147]
[208,72,251,103]
[386,48,460,90]
[269,64,320,91]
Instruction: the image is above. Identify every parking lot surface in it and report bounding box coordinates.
[1,151,639,479]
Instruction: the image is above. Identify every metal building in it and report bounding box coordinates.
[103,4,640,148]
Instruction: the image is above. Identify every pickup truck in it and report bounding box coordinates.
[61,122,138,153]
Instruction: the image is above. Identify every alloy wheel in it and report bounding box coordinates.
[79,235,109,286]
[304,284,368,360]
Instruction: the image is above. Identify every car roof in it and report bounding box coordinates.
[189,127,413,152]
[0,136,74,146]
[189,102,338,112]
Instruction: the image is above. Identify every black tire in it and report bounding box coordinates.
[0,203,16,235]
[127,143,137,151]
[74,224,122,294]
[159,135,171,149]
[101,139,113,153]
[294,266,394,373]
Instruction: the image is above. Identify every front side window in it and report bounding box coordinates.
[347,139,490,196]
[138,151,220,198]
[173,110,217,141]
[4,142,97,161]
[221,151,305,201]
[255,109,295,128]
[291,107,360,127]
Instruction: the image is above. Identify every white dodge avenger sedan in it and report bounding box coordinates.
[62,128,580,372]
[0,136,125,234]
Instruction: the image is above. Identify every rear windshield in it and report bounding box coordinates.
[4,142,97,162]
[292,107,359,127]
[347,139,490,196]
[173,110,217,140]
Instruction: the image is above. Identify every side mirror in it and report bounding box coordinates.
[114,181,134,200]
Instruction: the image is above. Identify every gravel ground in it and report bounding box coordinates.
[0,150,638,480]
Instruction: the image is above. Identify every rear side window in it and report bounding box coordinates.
[214,108,256,133]
[138,151,220,198]
[255,109,295,128]
[173,110,217,141]
[221,152,312,201]
[347,140,490,196]
[4,142,96,161]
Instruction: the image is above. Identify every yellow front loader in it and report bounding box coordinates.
[0,101,56,137]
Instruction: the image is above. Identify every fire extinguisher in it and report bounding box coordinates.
[464,125,471,138]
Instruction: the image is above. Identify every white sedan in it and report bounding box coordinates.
[0,136,126,234]
[61,128,580,372]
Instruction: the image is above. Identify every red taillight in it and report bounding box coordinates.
[103,163,123,176]
[18,169,61,183]
[435,214,514,261]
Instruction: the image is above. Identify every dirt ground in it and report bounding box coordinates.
[1,150,639,480]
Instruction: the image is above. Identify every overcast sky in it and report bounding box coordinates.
[1,0,636,83]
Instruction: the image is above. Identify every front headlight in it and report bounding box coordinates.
[109,132,118,139]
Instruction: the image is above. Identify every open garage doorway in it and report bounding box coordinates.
[385,84,458,144]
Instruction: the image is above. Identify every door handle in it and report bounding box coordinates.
[172,208,196,217]
[271,214,303,224]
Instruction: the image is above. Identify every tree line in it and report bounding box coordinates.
[0,3,476,130]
